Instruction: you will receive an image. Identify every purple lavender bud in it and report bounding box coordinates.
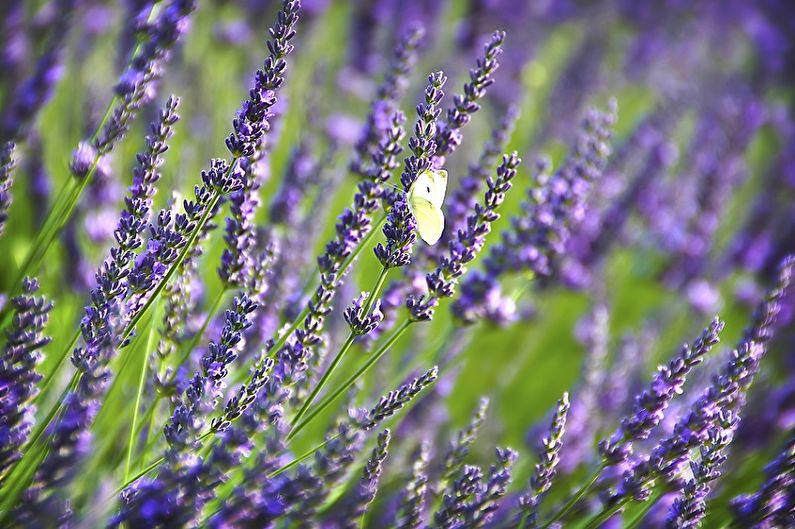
[96,0,196,156]
[289,419,365,526]
[0,0,76,144]
[434,30,506,163]
[439,397,489,486]
[599,317,724,465]
[518,393,570,529]
[400,71,446,191]
[342,429,391,528]
[0,278,52,475]
[467,448,518,528]
[730,434,795,527]
[272,110,405,378]
[69,141,97,180]
[374,195,417,268]
[412,152,520,322]
[166,294,258,446]
[0,142,16,235]
[396,440,431,529]
[438,105,519,253]
[219,164,260,289]
[354,366,438,430]
[344,291,384,336]
[225,0,299,158]
[213,357,275,433]
[483,102,616,280]
[351,24,424,179]
[434,465,484,529]
[665,423,736,528]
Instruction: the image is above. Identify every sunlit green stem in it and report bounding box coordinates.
[583,497,630,529]
[125,314,159,481]
[624,491,663,529]
[287,317,413,442]
[540,463,605,529]
[289,266,390,431]
[172,286,229,376]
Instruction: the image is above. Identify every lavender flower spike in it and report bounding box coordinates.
[397,440,432,529]
[466,448,518,528]
[95,0,196,156]
[599,317,725,465]
[731,434,795,527]
[344,291,385,336]
[355,367,439,430]
[410,152,521,321]
[112,295,257,527]
[519,392,570,529]
[374,196,417,269]
[0,141,16,236]
[401,71,446,191]
[666,420,737,529]
[0,278,52,476]
[342,429,391,529]
[434,30,506,163]
[351,24,424,179]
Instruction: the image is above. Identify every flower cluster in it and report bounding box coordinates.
[2,2,795,528]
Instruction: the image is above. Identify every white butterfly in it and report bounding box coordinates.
[407,169,448,245]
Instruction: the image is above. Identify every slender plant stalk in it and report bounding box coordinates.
[289,266,390,430]
[172,286,229,374]
[33,327,80,405]
[624,490,663,529]
[232,212,389,387]
[582,497,630,529]
[287,317,413,441]
[540,463,605,529]
[0,13,162,324]
[290,333,357,433]
[125,310,159,481]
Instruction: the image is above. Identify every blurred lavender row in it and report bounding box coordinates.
[0,0,794,528]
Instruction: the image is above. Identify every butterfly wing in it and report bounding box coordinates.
[410,169,448,209]
[409,196,445,245]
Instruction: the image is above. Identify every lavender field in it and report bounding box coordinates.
[0,1,794,527]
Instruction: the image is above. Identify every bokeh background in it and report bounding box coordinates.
[1,1,794,526]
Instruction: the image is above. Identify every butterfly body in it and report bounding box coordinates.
[407,169,447,245]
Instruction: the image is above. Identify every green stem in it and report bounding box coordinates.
[289,333,356,435]
[582,498,629,529]
[624,491,663,529]
[172,286,228,376]
[125,194,223,345]
[540,463,605,529]
[271,436,336,478]
[125,316,158,481]
[362,266,389,316]
[115,456,164,495]
[288,266,390,433]
[0,180,75,325]
[138,396,161,468]
[287,318,412,441]
[32,327,80,406]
